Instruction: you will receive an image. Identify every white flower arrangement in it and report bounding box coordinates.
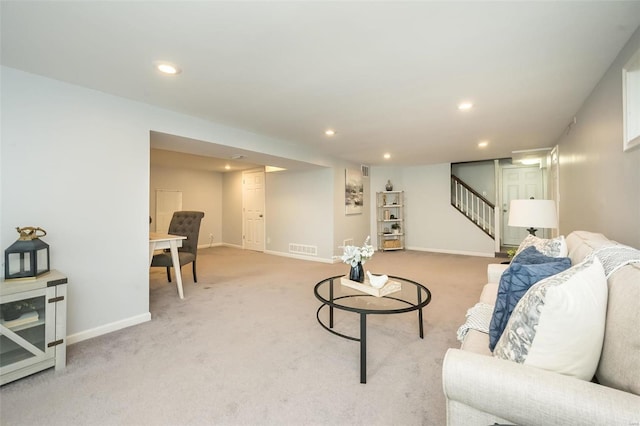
[339,236,374,267]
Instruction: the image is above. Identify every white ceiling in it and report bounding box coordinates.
[2,1,640,169]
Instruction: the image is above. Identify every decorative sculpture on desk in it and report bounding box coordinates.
[366,271,389,289]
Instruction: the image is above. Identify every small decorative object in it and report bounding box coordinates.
[1,300,37,321]
[4,227,50,280]
[385,180,393,191]
[349,262,365,283]
[366,271,389,289]
[339,236,374,283]
[391,223,401,234]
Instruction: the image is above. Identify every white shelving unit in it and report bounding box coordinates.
[1,270,67,385]
[376,191,405,251]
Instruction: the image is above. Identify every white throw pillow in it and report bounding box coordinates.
[514,234,568,259]
[493,255,608,380]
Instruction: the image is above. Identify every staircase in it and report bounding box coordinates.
[451,175,495,239]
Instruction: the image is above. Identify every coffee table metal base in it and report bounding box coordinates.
[314,276,428,384]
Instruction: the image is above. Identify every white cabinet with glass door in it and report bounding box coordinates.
[1,270,67,385]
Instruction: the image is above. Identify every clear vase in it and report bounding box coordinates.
[349,262,365,283]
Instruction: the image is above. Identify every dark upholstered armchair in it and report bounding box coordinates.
[151,211,205,283]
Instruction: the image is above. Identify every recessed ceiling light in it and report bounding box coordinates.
[225,164,231,170]
[325,129,336,136]
[383,153,391,159]
[478,141,489,148]
[458,102,473,111]
[156,62,181,75]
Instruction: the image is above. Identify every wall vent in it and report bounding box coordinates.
[361,164,370,178]
[289,243,318,256]
[343,238,354,247]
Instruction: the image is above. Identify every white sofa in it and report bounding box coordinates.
[442,231,640,425]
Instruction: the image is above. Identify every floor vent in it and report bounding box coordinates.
[343,238,354,247]
[289,243,318,256]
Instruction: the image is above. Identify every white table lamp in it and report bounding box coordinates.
[508,199,558,236]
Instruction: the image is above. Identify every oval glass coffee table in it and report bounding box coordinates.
[314,275,431,383]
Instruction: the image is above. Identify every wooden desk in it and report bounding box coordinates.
[149,232,187,299]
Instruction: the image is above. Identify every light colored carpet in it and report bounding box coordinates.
[0,247,494,425]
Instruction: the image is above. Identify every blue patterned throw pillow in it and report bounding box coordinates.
[488,247,571,351]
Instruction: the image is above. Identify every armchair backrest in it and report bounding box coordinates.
[168,211,205,255]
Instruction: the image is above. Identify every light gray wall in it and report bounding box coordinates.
[371,164,495,256]
[333,165,371,258]
[556,27,640,247]
[0,66,343,341]
[452,161,496,204]
[222,171,243,247]
[265,168,334,260]
[2,67,151,340]
[149,165,222,247]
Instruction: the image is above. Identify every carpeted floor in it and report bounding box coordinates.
[0,247,494,425]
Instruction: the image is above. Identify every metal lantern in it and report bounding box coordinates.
[4,227,50,280]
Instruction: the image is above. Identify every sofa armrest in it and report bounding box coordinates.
[487,263,508,284]
[442,348,640,426]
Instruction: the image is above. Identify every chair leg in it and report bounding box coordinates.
[166,267,172,283]
[192,261,197,283]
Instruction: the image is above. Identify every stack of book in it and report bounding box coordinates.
[1,311,39,328]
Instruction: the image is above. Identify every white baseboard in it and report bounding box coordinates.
[220,243,243,249]
[198,242,224,249]
[264,249,334,264]
[66,312,151,345]
[405,246,495,258]
[199,243,335,263]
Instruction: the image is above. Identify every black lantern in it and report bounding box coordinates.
[4,227,50,280]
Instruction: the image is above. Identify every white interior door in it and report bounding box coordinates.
[242,170,265,251]
[155,190,182,233]
[501,166,543,246]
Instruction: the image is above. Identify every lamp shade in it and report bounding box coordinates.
[508,199,558,232]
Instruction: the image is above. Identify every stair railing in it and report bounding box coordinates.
[451,175,495,239]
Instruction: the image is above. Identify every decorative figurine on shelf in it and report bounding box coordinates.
[385,180,393,191]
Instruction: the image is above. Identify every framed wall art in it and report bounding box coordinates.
[345,168,363,215]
